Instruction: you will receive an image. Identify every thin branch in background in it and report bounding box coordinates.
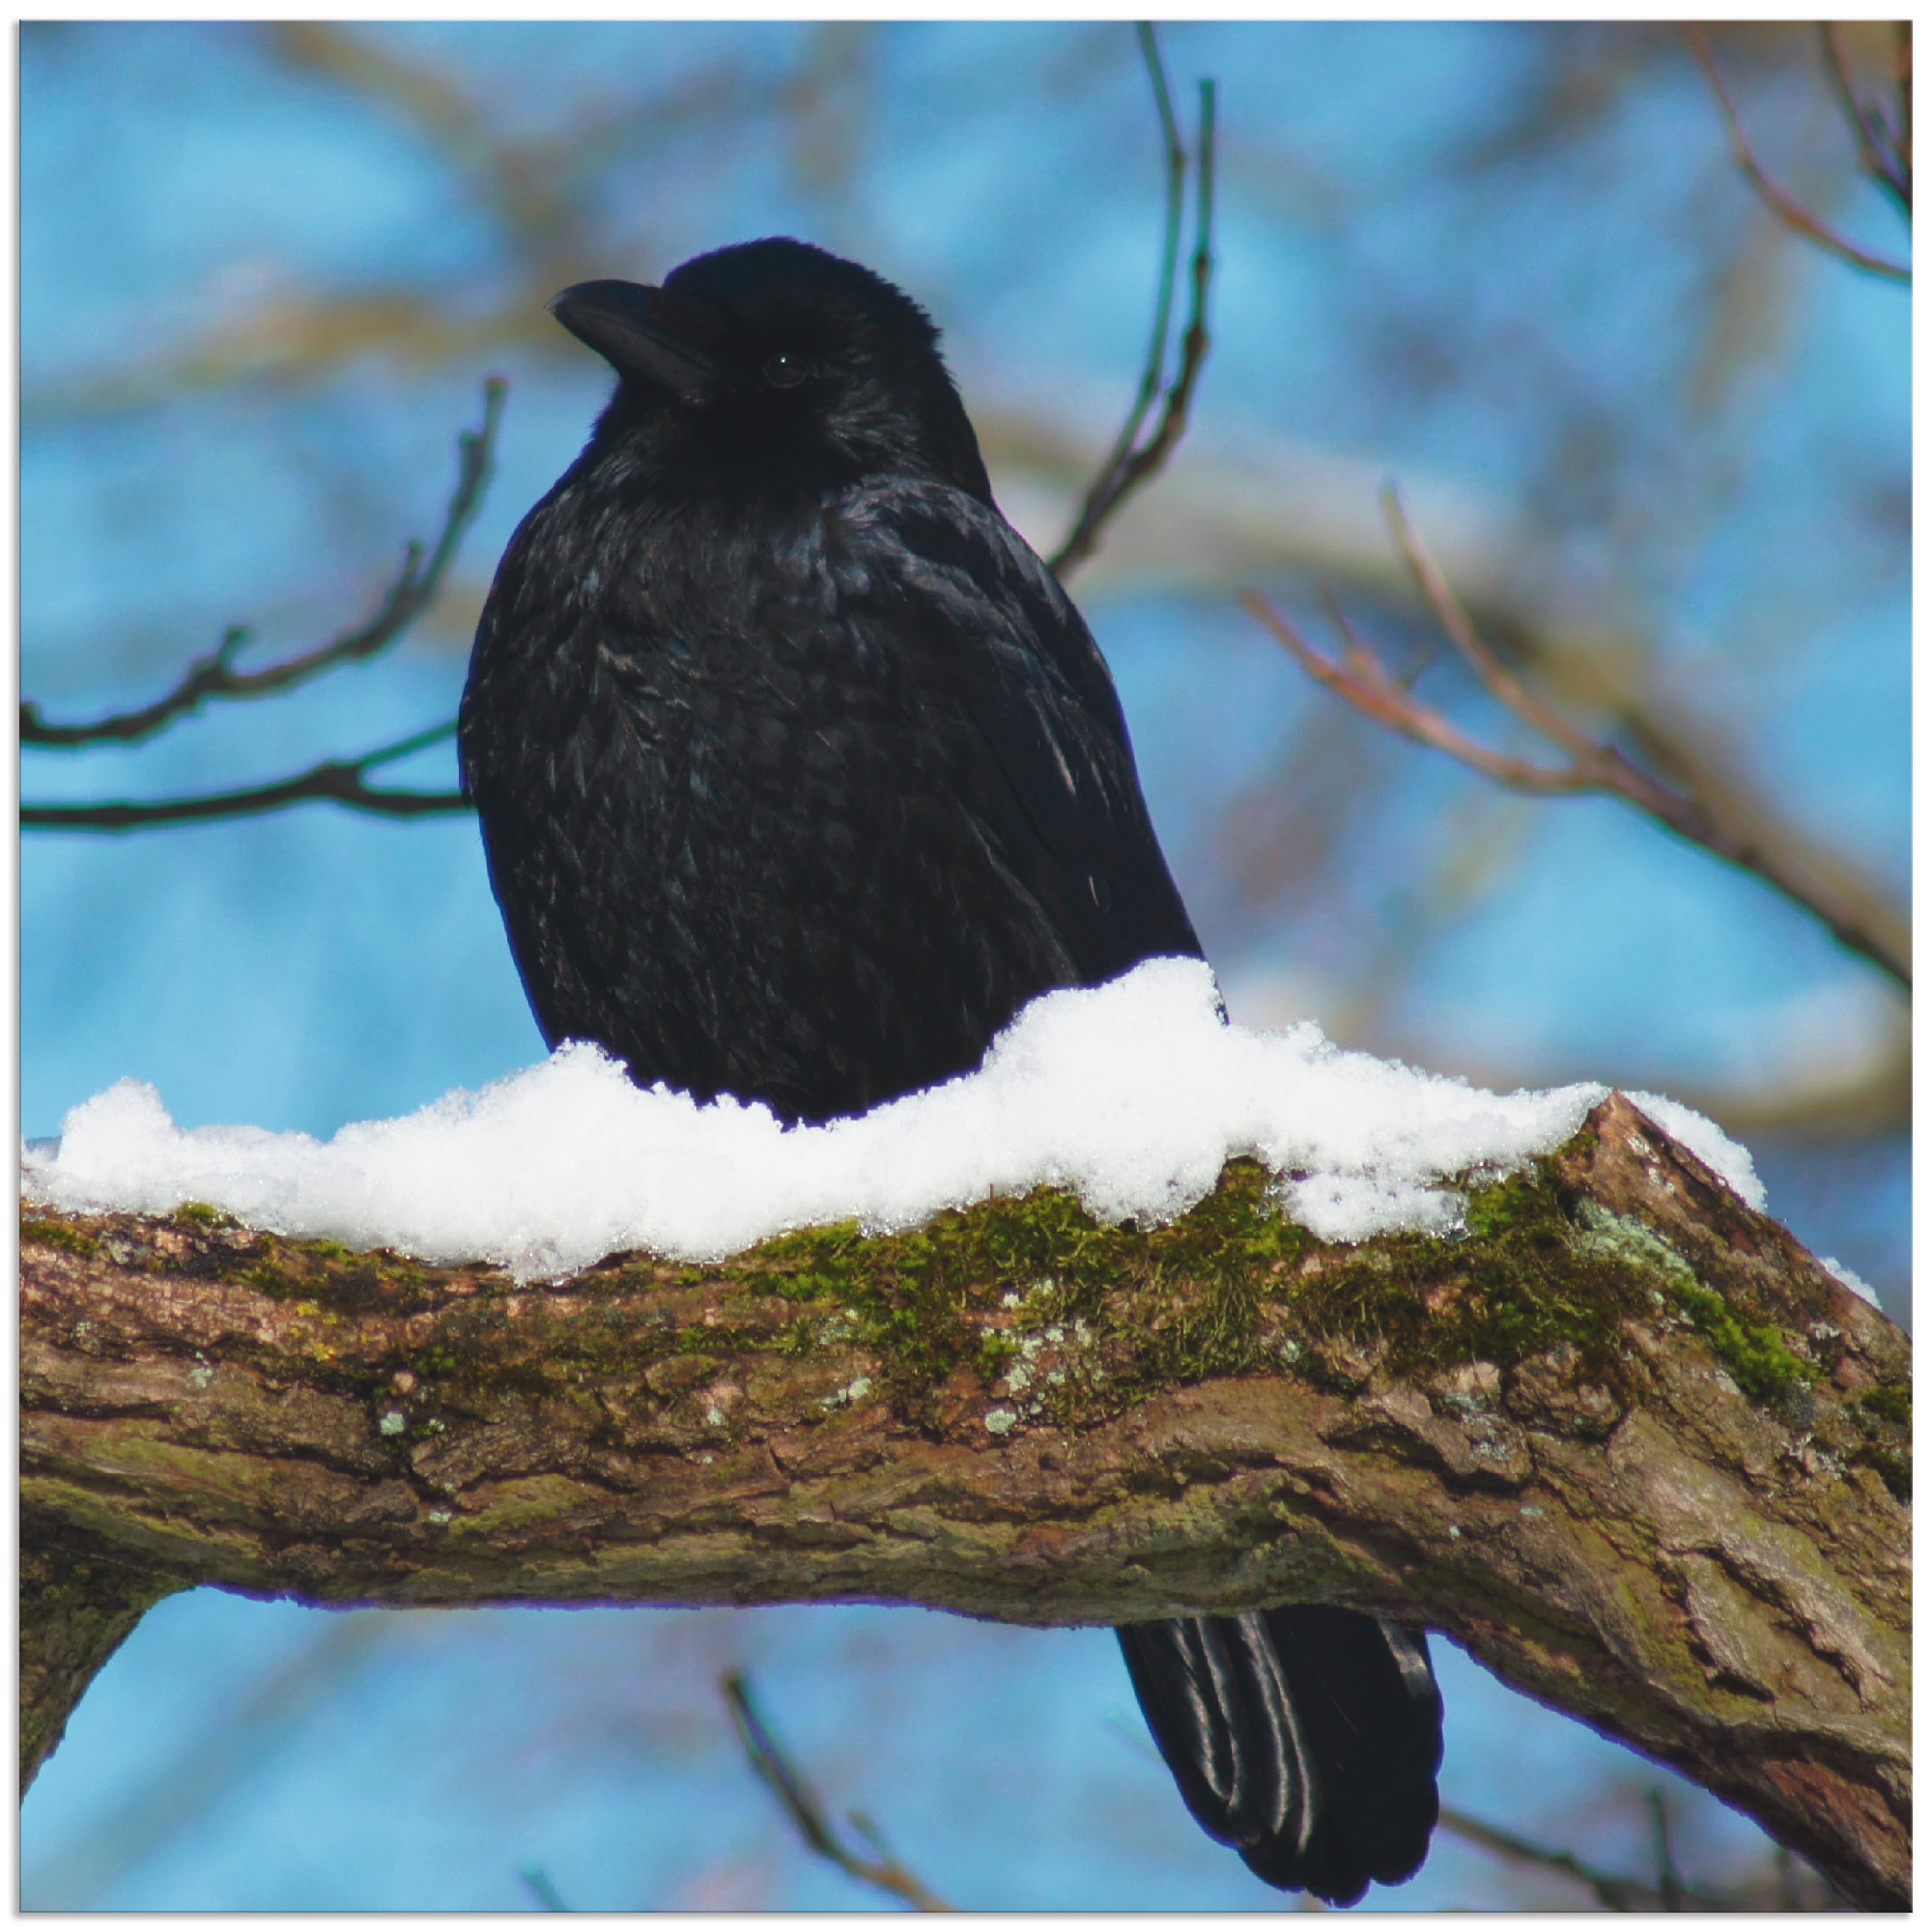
[21,722,469,832]
[1685,26,1910,284]
[1242,583,1598,796]
[721,1670,952,1913]
[1049,22,1217,578]
[1897,20,1914,191]
[1241,486,1911,991]
[519,1865,572,1912]
[1437,1804,1727,1913]
[21,380,505,750]
[1819,23,1912,214]
[1648,1786,1684,1911]
[1775,1844,1802,1913]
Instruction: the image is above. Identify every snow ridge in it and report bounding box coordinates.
[21,957,1762,1283]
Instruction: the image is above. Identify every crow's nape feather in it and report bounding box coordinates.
[1118,1608,1443,1906]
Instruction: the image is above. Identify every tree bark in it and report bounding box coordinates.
[19,1094,1910,1906]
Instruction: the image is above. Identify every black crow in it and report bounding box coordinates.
[459,236,1442,1906]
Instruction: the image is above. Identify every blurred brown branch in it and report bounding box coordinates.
[22,381,502,750]
[1050,23,1216,579]
[268,22,764,268]
[1819,23,1912,214]
[1439,1803,1694,1912]
[723,1671,952,1912]
[1437,1795,1844,1912]
[21,26,790,422]
[1686,25,1910,284]
[1243,486,1911,992]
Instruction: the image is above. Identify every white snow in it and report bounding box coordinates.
[20,956,1765,1283]
[1818,1256,1882,1308]
[1622,1090,1767,1212]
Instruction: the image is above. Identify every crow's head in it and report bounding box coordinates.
[550,238,992,500]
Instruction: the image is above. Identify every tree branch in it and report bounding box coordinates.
[21,381,503,751]
[20,723,469,833]
[1819,24,1912,215]
[19,1095,1909,1906]
[723,1671,952,1911]
[1686,27,1911,285]
[1049,25,1216,579]
[1243,490,1912,992]
[1438,1803,1702,1913]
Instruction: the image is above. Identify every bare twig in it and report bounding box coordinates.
[21,722,468,832]
[22,381,504,750]
[1776,1844,1802,1912]
[1246,586,1589,796]
[1897,21,1914,194]
[1819,24,1912,214]
[721,1671,952,1913]
[1049,23,1216,578]
[1438,1804,1729,1912]
[1648,1786,1684,1911]
[519,1866,571,1912]
[1243,488,1911,991]
[1686,27,1910,284]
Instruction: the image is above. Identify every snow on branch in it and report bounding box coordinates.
[21,1092,1909,1906]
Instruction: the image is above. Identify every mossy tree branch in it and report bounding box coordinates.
[20,1096,1909,1906]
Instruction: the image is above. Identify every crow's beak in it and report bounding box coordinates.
[548,280,724,406]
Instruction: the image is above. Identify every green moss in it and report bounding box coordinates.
[20,1215,100,1258]
[1859,1381,1911,1427]
[1669,1278,1813,1402]
[31,1133,1828,1437]
[1572,1200,1811,1403]
[719,1154,1824,1423]
[1463,1166,1556,1240]
[1293,1160,1639,1388]
[675,1322,765,1355]
[727,1160,1314,1420]
[1857,1444,1911,1502]
[977,1332,1020,1382]
[1850,1380,1912,1502]
[242,1262,299,1298]
[170,1201,229,1229]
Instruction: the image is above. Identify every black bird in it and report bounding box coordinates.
[459,236,1442,1905]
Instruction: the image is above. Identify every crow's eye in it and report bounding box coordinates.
[762,351,809,390]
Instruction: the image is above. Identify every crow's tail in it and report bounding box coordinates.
[1117,1606,1443,1907]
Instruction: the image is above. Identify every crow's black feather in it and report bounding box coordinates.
[459,235,1442,1903]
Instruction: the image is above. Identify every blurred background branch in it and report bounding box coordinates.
[1436,1796,1844,1912]
[1242,485,1911,990]
[1686,24,1910,282]
[723,1672,952,1913]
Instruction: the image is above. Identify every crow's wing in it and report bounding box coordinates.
[1118,1609,1443,1906]
[838,478,1203,979]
